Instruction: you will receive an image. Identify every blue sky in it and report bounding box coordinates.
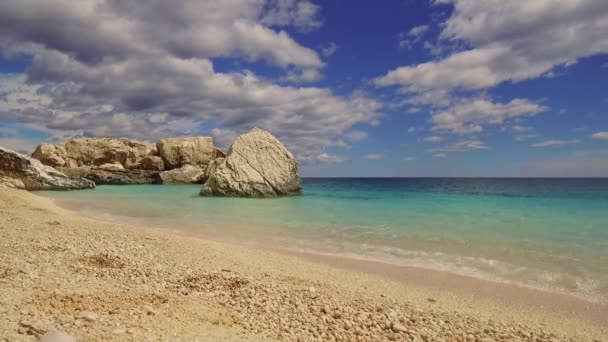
[0,0,607,176]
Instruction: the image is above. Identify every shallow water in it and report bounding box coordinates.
[41,178,608,302]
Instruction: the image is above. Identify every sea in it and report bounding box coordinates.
[40,178,608,302]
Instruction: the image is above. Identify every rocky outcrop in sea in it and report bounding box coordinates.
[28,129,301,197]
[201,128,302,197]
[32,137,226,185]
[0,146,95,190]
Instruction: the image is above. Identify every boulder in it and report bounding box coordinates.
[159,165,206,184]
[200,128,302,197]
[33,138,155,169]
[140,155,165,171]
[0,146,95,190]
[32,143,67,167]
[204,157,224,180]
[156,137,221,170]
[59,166,160,185]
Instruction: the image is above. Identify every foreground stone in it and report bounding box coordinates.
[201,128,302,197]
[0,147,95,190]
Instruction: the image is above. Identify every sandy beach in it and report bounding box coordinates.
[0,189,606,342]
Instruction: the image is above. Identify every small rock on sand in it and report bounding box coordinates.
[391,321,407,333]
[78,311,98,322]
[39,330,76,342]
[142,305,156,315]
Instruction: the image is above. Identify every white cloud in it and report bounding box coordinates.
[314,152,345,163]
[0,1,383,163]
[431,98,546,134]
[591,132,608,140]
[321,42,338,57]
[375,0,608,136]
[378,1,608,92]
[344,130,368,142]
[403,156,416,161]
[398,25,429,49]
[259,0,323,32]
[532,139,580,148]
[433,153,447,158]
[511,125,532,133]
[427,139,488,155]
[423,136,442,143]
[364,153,384,160]
[515,133,539,142]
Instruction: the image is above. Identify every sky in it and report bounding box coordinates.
[0,0,607,177]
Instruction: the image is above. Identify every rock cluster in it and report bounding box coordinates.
[32,137,226,185]
[0,147,95,191]
[201,128,302,197]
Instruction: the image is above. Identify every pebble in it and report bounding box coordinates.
[391,321,407,333]
[112,328,126,335]
[39,330,76,342]
[142,305,156,315]
[78,311,98,322]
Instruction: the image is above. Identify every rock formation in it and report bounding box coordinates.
[33,138,155,169]
[201,128,302,197]
[0,146,95,190]
[32,137,225,185]
[159,165,206,185]
[157,137,225,170]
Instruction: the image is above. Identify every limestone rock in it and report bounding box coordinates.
[32,143,67,167]
[200,128,302,197]
[33,138,155,169]
[0,146,95,190]
[59,166,160,185]
[140,155,165,171]
[156,137,220,170]
[204,157,224,180]
[159,165,206,184]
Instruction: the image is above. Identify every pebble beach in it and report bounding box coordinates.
[1,189,606,342]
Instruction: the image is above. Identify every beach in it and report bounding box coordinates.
[1,189,606,341]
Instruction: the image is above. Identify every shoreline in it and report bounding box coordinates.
[1,189,607,341]
[49,193,608,309]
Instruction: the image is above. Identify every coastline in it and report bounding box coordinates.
[1,189,606,341]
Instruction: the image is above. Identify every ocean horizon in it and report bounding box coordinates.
[42,177,608,303]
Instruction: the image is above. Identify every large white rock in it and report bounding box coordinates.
[200,128,302,197]
[156,137,224,170]
[0,146,95,190]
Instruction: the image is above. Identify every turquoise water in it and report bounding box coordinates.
[41,178,608,301]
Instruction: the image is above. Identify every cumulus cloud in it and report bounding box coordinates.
[431,98,546,134]
[313,152,345,163]
[364,153,385,160]
[0,0,382,162]
[532,139,580,148]
[321,42,338,57]
[427,139,488,156]
[375,0,608,135]
[591,132,608,140]
[398,25,429,49]
[423,136,442,143]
